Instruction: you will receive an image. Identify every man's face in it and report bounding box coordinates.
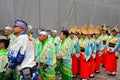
[0,42,4,50]
[102,30,107,34]
[38,34,47,42]
[95,34,99,38]
[112,30,117,36]
[81,34,86,38]
[13,24,24,35]
[60,32,65,40]
[76,34,81,39]
[69,33,74,39]
[87,34,92,38]
[4,29,11,36]
[51,32,57,37]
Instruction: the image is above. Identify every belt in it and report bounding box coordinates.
[96,44,98,47]
[108,43,116,48]
[80,47,85,52]
[103,40,106,45]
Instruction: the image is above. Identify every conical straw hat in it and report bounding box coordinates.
[69,28,74,33]
[94,27,100,34]
[88,24,94,34]
[76,27,82,34]
[103,24,108,31]
[111,24,119,32]
[81,24,88,34]
[96,24,102,34]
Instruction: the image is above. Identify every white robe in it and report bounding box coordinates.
[8,34,36,71]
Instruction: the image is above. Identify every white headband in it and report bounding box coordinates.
[28,25,33,31]
[51,29,57,33]
[38,31,48,36]
[5,26,12,31]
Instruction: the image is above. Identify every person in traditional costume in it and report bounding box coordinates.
[4,26,16,48]
[50,29,60,45]
[69,25,79,78]
[27,25,34,40]
[38,31,56,80]
[105,25,120,76]
[79,25,91,80]
[56,30,73,80]
[100,24,109,67]
[94,25,102,73]
[72,27,82,77]
[49,29,60,51]
[8,19,40,80]
[117,24,120,38]
[0,35,10,80]
[87,24,96,78]
[48,29,61,78]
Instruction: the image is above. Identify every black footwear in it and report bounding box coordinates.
[107,73,112,75]
[95,70,100,73]
[107,73,116,76]
[89,74,94,78]
[72,74,77,78]
[101,64,105,68]
[111,73,116,76]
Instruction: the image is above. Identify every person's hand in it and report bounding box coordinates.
[92,54,96,59]
[42,63,48,68]
[76,54,80,58]
[36,61,40,69]
[108,48,114,53]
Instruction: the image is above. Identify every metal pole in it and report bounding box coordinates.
[58,0,61,32]
[74,0,76,25]
[39,0,41,29]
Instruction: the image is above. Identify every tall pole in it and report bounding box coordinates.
[74,0,76,25]
[39,0,41,29]
[58,0,61,32]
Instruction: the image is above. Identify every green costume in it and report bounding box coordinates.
[38,39,56,80]
[56,38,73,80]
[0,49,9,80]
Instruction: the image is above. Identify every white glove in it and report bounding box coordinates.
[85,56,90,62]
[108,48,114,53]
[92,54,96,59]
[76,54,80,58]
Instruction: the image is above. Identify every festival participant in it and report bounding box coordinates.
[0,35,10,80]
[8,19,40,80]
[4,26,16,47]
[94,25,102,73]
[100,24,109,67]
[88,24,96,78]
[56,30,73,80]
[38,30,56,80]
[105,25,120,76]
[79,25,91,80]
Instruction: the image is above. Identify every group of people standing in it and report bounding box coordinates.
[0,19,120,80]
[71,24,120,80]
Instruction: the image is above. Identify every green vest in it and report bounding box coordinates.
[0,49,8,72]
